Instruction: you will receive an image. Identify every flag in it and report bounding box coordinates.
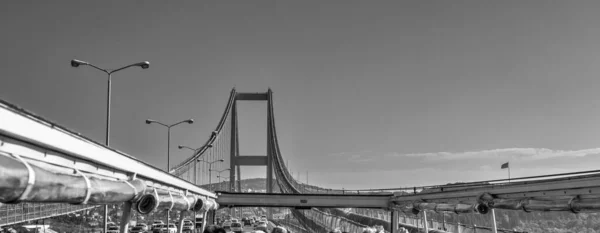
[501,162,509,169]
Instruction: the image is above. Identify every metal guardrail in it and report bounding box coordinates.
[0,203,96,227]
[0,100,215,199]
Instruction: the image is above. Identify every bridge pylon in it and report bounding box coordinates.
[229,90,275,194]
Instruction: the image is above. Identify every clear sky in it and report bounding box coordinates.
[2,1,600,189]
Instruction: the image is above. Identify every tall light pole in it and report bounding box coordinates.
[198,159,224,191]
[70,59,149,146]
[70,59,149,233]
[178,144,212,185]
[146,119,194,172]
[146,119,193,226]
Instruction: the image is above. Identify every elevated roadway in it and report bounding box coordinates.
[216,192,392,209]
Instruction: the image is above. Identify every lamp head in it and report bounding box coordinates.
[218,159,225,162]
[145,119,154,124]
[207,144,213,148]
[186,119,194,124]
[178,145,184,149]
[70,59,88,67]
[134,61,150,69]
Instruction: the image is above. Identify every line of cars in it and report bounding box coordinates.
[106,219,196,233]
[220,216,269,233]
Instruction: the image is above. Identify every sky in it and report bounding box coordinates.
[3,1,600,189]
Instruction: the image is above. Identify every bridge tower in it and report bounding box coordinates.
[229,89,274,194]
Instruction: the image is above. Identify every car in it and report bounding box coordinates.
[136,223,149,232]
[222,220,232,231]
[242,217,252,226]
[182,221,194,232]
[254,222,268,232]
[152,224,164,233]
[230,222,243,233]
[130,226,145,233]
[166,223,177,233]
[151,221,164,230]
[153,223,177,233]
[107,225,119,233]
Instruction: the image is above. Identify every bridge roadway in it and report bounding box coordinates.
[216,192,392,209]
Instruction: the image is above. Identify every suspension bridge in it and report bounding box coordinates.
[2,88,600,233]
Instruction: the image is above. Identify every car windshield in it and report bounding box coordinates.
[168,224,176,228]
[232,223,242,227]
[184,222,193,226]
[132,227,142,230]
[108,226,119,230]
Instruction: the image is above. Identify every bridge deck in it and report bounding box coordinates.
[216,192,392,209]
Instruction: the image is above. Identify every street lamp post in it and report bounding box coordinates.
[198,159,224,191]
[146,119,194,227]
[70,59,149,146]
[146,119,194,172]
[178,144,212,185]
[70,59,149,233]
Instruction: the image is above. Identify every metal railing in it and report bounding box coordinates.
[0,203,96,227]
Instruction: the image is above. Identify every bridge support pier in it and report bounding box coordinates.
[491,209,498,233]
[200,210,209,233]
[390,210,399,233]
[422,211,429,233]
[119,202,133,233]
[177,210,187,233]
[104,205,108,233]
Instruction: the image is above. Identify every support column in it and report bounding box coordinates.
[267,91,275,220]
[457,215,461,233]
[200,210,209,233]
[423,211,428,233]
[193,211,197,233]
[442,213,446,231]
[119,202,133,233]
[178,211,187,233]
[491,209,498,233]
[266,92,273,195]
[230,101,237,192]
[390,210,399,233]
[118,174,138,233]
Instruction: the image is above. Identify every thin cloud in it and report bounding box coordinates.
[327,149,372,157]
[397,148,600,161]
